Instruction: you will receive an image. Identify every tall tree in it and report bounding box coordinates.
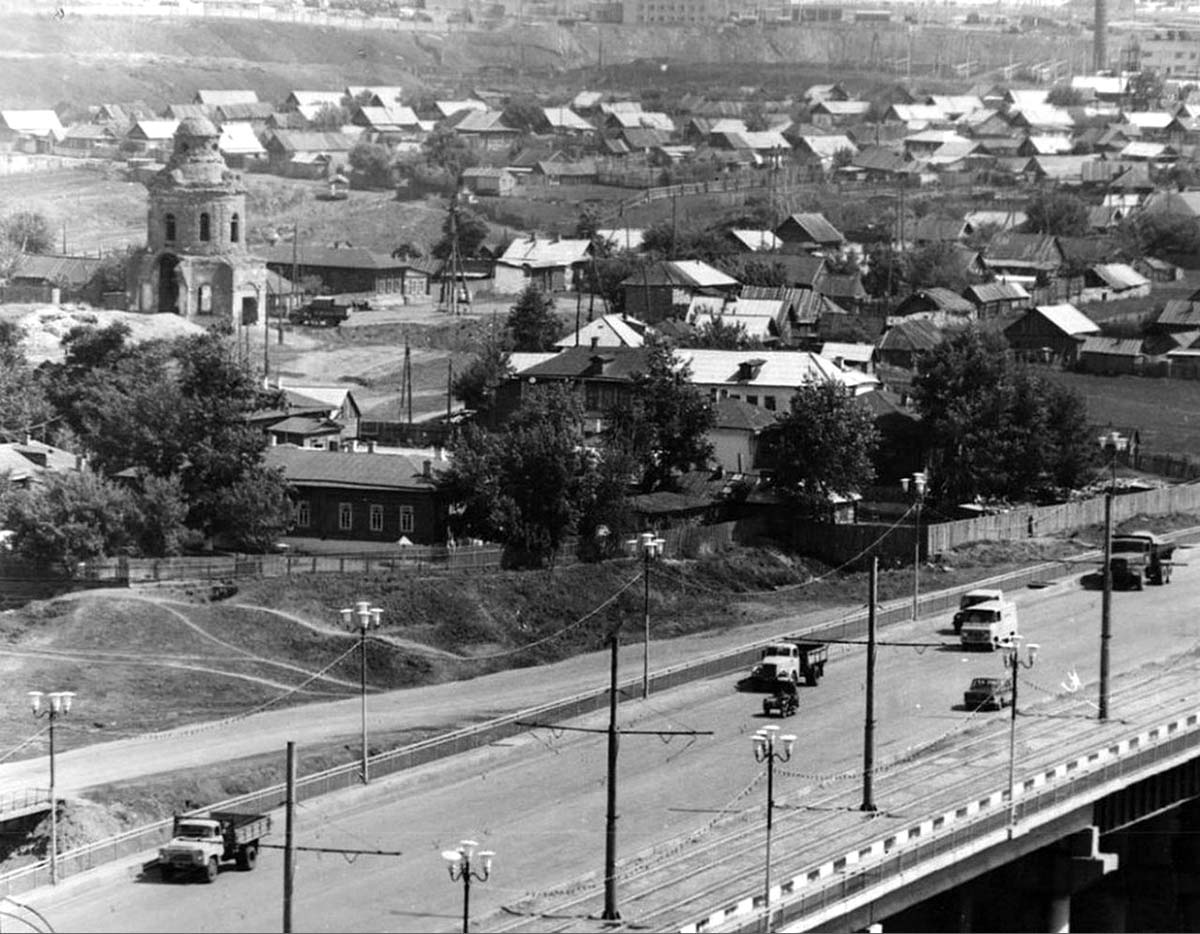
[765,381,879,515]
[1024,191,1089,237]
[912,328,1093,504]
[2,211,54,255]
[421,125,479,179]
[452,339,512,415]
[603,336,714,492]
[506,284,562,351]
[431,202,489,260]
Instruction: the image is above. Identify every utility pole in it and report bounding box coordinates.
[516,627,711,923]
[283,741,296,934]
[446,358,454,422]
[603,631,620,921]
[1099,489,1113,720]
[405,338,413,428]
[861,557,878,812]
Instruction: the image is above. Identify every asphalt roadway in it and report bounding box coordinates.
[21,561,1200,933]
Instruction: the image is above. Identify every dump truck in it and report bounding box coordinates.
[1110,531,1175,588]
[739,640,829,691]
[289,297,368,327]
[157,811,271,883]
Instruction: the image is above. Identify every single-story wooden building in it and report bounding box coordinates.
[264,445,447,545]
[259,244,431,297]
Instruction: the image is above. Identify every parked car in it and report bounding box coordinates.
[963,676,1013,710]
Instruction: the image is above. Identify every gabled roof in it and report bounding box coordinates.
[1079,336,1144,357]
[878,318,945,353]
[851,146,912,174]
[963,281,1030,304]
[596,228,645,252]
[1030,303,1100,336]
[63,123,118,141]
[728,229,782,251]
[288,91,346,109]
[813,100,871,117]
[215,101,275,122]
[965,209,1027,230]
[1142,189,1200,218]
[345,85,406,105]
[1124,111,1174,130]
[1091,263,1149,290]
[713,398,778,432]
[1023,135,1073,155]
[819,342,875,364]
[521,345,651,381]
[355,105,420,130]
[927,95,984,117]
[196,89,258,106]
[555,314,646,349]
[886,104,946,124]
[1155,300,1200,328]
[793,134,856,160]
[902,287,974,314]
[10,252,102,287]
[1,110,64,138]
[572,90,604,110]
[497,236,591,268]
[912,215,967,242]
[1118,140,1169,160]
[450,110,515,134]
[165,103,211,121]
[258,244,406,270]
[542,107,593,131]
[264,446,438,492]
[219,122,265,156]
[1009,105,1074,130]
[267,130,358,154]
[777,212,844,246]
[983,231,1062,270]
[1032,154,1100,181]
[622,260,739,290]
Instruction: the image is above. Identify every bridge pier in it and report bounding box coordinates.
[1036,827,1119,933]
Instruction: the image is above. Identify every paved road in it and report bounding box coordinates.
[24,563,1200,933]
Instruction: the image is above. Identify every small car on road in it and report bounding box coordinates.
[762,681,799,717]
[963,676,1013,710]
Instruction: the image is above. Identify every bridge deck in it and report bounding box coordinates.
[479,657,1200,933]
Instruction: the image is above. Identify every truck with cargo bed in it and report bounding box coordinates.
[1109,531,1175,588]
[739,640,828,691]
[157,811,270,883]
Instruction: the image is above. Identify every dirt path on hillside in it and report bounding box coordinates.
[233,602,465,661]
[58,590,364,691]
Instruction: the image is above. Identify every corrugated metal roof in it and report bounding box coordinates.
[1035,303,1100,336]
[679,349,849,389]
[555,315,646,349]
[1157,300,1200,327]
[219,123,265,155]
[964,281,1030,304]
[11,253,102,287]
[498,237,591,269]
[820,342,875,363]
[713,398,778,431]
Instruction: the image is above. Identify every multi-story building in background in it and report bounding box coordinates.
[1134,29,1200,78]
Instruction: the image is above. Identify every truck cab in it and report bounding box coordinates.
[952,588,1004,633]
[959,599,1018,650]
[751,644,802,683]
[158,819,227,882]
[1111,531,1174,586]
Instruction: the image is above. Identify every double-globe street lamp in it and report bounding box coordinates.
[28,690,75,886]
[1000,634,1039,830]
[339,600,382,784]
[442,839,495,934]
[900,471,928,622]
[627,531,666,700]
[752,724,795,926]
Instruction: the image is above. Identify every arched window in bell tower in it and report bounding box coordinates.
[230,213,240,243]
[199,212,211,242]
[165,213,176,242]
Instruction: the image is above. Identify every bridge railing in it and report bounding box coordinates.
[688,709,1200,933]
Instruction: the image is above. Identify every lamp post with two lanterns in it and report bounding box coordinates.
[28,690,75,886]
[900,471,928,622]
[752,724,795,923]
[1000,634,1039,830]
[339,600,382,784]
[629,531,665,700]
[442,839,494,934]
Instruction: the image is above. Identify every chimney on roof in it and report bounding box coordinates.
[423,459,432,478]
[367,440,377,453]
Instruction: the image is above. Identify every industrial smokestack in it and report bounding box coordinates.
[1094,0,1108,72]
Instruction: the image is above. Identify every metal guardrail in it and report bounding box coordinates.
[0,547,1165,897]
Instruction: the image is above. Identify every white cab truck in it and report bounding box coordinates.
[743,641,829,688]
[958,599,1019,651]
[952,588,1004,633]
[157,811,270,883]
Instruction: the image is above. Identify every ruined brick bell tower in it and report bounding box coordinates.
[129,116,266,325]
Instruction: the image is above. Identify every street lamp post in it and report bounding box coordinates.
[339,600,382,784]
[1000,635,1039,829]
[635,531,665,700]
[752,724,796,927]
[1098,435,1119,721]
[442,839,494,934]
[900,471,928,622]
[28,690,75,886]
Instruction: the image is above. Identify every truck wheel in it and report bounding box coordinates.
[805,672,817,687]
[237,844,258,871]
[160,866,174,883]
[204,857,219,883]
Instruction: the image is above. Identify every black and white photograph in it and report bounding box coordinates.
[1,0,1200,929]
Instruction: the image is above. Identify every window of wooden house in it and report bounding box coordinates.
[296,500,311,528]
[339,503,353,530]
[369,504,384,532]
[400,506,414,534]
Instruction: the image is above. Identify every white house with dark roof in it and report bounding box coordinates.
[678,349,877,413]
[1004,302,1100,365]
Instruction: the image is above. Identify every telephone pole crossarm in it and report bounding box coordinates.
[516,721,712,737]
